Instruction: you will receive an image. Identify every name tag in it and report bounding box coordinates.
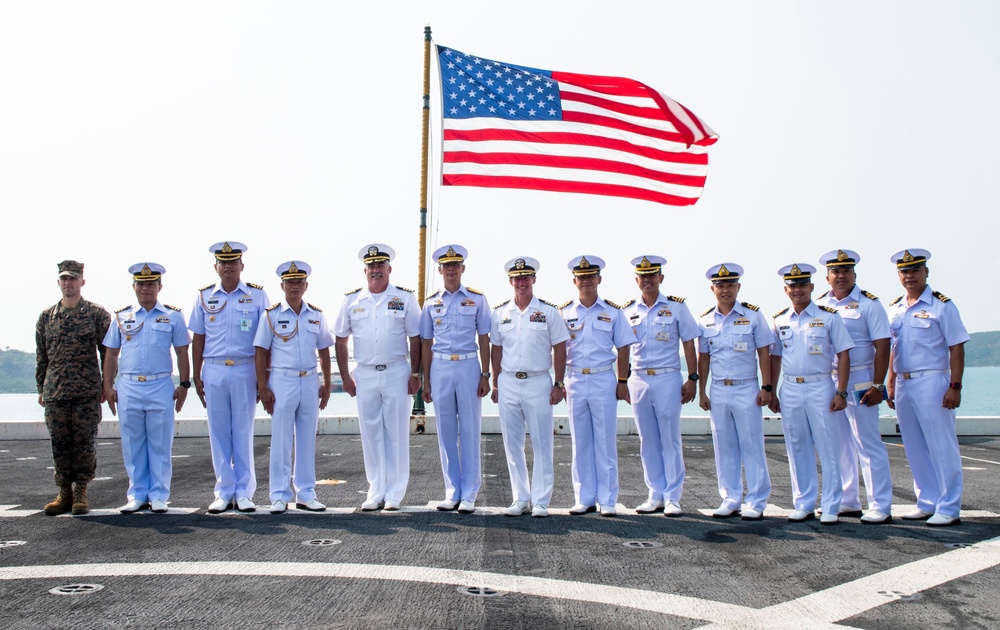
[156,317,171,323]
[734,342,748,352]
[240,318,251,332]
[239,297,254,304]
[808,344,823,354]
[656,331,670,341]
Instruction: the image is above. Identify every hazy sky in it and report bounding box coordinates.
[3,2,996,353]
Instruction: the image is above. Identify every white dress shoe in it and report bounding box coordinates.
[568,503,596,515]
[663,501,683,517]
[600,504,617,517]
[901,508,933,521]
[296,499,326,511]
[820,512,839,525]
[436,499,459,511]
[150,500,169,513]
[361,499,384,511]
[504,501,530,517]
[860,510,892,524]
[741,508,763,521]
[270,500,287,514]
[208,498,231,514]
[927,513,960,527]
[531,505,549,518]
[119,499,149,513]
[635,499,665,514]
[457,500,476,514]
[788,509,815,522]
[712,504,740,519]
[383,501,401,511]
[236,497,256,512]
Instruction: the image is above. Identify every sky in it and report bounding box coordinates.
[2,1,997,353]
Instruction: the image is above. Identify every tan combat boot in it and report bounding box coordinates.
[72,482,90,515]
[44,484,73,515]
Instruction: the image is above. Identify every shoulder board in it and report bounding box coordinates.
[667,295,685,303]
[820,305,838,314]
[427,289,442,299]
[344,287,362,296]
[307,302,323,312]
[740,301,760,312]
[467,287,483,295]
[559,300,573,309]
[604,299,622,309]
[818,290,830,299]
[266,303,280,312]
[933,291,950,302]
[773,307,789,318]
[621,298,636,309]
[164,304,182,312]
[115,305,131,314]
[889,296,903,306]
[700,306,715,317]
[198,283,215,291]
[494,299,510,310]
[247,282,264,290]
[396,286,414,293]
[539,299,558,308]
[861,289,878,301]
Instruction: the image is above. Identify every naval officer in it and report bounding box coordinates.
[769,263,853,524]
[490,256,569,518]
[189,241,270,514]
[623,255,699,517]
[886,248,969,527]
[335,244,422,511]
[420,245,491,514]
[817,249,894,524]
[254,261,333,514]
[560,255,636,517]
[696,263,774,521]
[103,263,191,513]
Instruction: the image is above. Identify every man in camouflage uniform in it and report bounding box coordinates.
[35,260,111,515]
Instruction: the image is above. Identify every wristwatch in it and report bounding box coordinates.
[481,371,491,379]
[836,390,848,399]
[179,380,192,389]
[688,373,700,382]
[949,382,962,391]
[553,381,565,389]
[873,384,886,395]
[761,384,773,393]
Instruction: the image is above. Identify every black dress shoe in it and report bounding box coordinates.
[839,509,864,518]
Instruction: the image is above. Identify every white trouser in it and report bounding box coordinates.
[202,361,257,501]
[354,361,411,504]
[565,369,619,507]
[628,371,684,503]
[835,366,893,513]
[895,372,962,517]
[268,371,318,503]
[708,380,771,512]
[779,378,842,514]
[117,377,175,503]
[497,370,554,507]
[430,357,482,503]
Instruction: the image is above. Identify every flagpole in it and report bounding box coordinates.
[412,25,432,425]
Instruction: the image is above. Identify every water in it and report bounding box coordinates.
[5,366,999,422]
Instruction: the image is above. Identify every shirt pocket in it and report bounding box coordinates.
[805,328,828,354]
[909,316,934,343]
[150,322,172,347]
[348,308,370,333]
[700,325,721,349]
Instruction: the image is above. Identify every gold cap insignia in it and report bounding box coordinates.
[640,257,651,268]
[580,256,590,269]
[790,264,801,276]
[837,250,848,261]
[515,259,525,270]
[140,264,153,277]
[719,264,730,277]
[288,262,299,274]
[368,246,379,257]
[903,250,914,263]
[446,246,457,257]
[222,242,233,254]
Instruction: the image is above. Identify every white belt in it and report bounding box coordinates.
[121,373,172,382]
[713,378,757,386]
[850,363,873,372]
[270,367,317,377]
[504,370,548,379]
[433,351,477,361]
[898,369,949,380]
[205,357,253,366]
[635,367,679,376]
[358,359,406,372]
[568,364,614,375]
[784,373,829,384]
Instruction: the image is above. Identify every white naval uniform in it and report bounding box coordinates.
[698,302,774,513]
[623,293,700,503]
[420,285,491,504]
[104,302,190,503]
[771,302,854,514]
[253,301,333,504]
[888,286,969,518]
[335,286,420,504]
[818,286,893,513]
[561,297,635,508]
[490,296,570,508]
[189,281,270,502]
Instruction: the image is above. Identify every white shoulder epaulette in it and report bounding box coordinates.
[741,301,760,311]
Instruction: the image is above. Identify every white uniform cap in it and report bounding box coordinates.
[505,256,539,277]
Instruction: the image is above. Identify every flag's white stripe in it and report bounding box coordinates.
[442,162,704,197]
[561,98,685,135]
[557,82,661,109]
[443,139,709,177]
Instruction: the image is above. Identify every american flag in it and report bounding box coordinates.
[437,45,718,207]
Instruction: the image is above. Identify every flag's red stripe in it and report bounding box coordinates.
[551,71,648,98]
[443,127,708,165]
[443,150,706,188]
[561,89,670,122]
[562,110,692,146]
[442,174,700,206]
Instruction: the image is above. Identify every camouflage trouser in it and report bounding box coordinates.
[44,398,101,486]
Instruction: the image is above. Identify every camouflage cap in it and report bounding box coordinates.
[57,260,84,279]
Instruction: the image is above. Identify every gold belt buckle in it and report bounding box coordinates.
[450,354,460,361]
[138,375,147,382]
[225,359,235,366]
[582,368,591,375]
[515,372,528,379]
[723,379,734,386]
[299,371,308,377]
[795,377,805,383]
[646,369,656,375]
[903,372,912,379]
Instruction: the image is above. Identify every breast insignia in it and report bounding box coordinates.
[932,291,951,302]
[621,298,636,309]
[198,283,215,292]
[494,299,511,310]
[861,289,878,301]
[247,282,264,290]
[667,295,685,303]
[773,307,789,318]
[889,296,903,306]
[266,303,281,312]
[700,306,715,317]
[820,305,838,314]
[307,302,323,312]
[345,287,362,296]
[467,287,483,295]
[741,302,760,311]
